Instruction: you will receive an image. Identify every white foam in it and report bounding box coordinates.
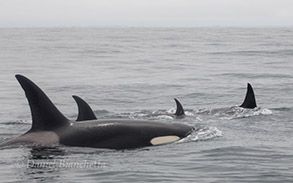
[179,126,223,143]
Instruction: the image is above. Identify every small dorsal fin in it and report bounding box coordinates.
[15,75,69,132]
[72,95,97,121]
[174,98,185,116]
[240,83,257,109]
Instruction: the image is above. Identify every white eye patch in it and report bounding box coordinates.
[150,136,180,145]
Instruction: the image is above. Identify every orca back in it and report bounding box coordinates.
[73,95,97,121]
[15,75,69,132]
[174,98,185,116]
[240,83,257,109]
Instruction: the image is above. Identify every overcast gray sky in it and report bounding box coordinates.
[0,0,293,27]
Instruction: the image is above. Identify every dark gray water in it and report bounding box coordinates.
[0,28,293,182]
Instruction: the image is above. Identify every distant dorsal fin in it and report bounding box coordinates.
[72,95,97,121]
[15,74,69,132]
[174,98,185,116]
[240,83,257,109]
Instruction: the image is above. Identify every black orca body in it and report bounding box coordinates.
[0,75,194,149]
[240,83,257,109]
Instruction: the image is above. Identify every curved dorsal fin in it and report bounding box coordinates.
[174,98,185,116]
[72,95,97,121]
[15,74,69,132]
[240,83,257,109]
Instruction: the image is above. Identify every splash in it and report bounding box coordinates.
[179,126,223,143]
[1,120,31,125]
[129,109,175,120]
[129,108,197,120]
[221,107,273,119]
[197,106,272,120]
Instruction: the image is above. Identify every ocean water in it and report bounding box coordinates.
[0,28,293,183]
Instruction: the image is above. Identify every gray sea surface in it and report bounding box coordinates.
[0,28,293,182]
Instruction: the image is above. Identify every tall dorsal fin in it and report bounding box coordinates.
[72,95,97,121]
[240,83,257,109]
[15,74,69,132]
[174,98,185,116]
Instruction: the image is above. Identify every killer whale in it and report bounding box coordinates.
[73,95,97,121]
[174,98,185,116]
[73,96,185,121]
[0,75,194,149]
[240,83,257,109]
[143,98,186,119]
